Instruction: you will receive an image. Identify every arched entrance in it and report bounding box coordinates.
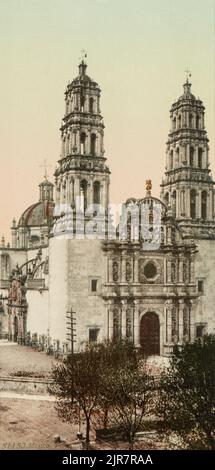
[140,312,160,356]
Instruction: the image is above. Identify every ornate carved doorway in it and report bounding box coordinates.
[140,312,160,356]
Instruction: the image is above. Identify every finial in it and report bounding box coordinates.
[146,179,152,196]
[183,69,192,95]
[185,68,192,83]
[78,50,88,75]
[39,158,52,180]
[79,49,87,63]
[1,236,5,247]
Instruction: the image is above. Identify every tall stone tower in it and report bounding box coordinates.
[54,59,110,225]
[160,77,215,238]
[49,61,111,349]
[161,78,215,336]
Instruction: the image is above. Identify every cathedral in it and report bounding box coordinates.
[0,61,214,356]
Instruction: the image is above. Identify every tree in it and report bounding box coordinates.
[157,335,215,449]
[49,339,140,449]
[96,339,140,429]
[104,366,153,450]
[49,345,103,449]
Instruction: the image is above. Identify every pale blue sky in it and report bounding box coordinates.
[0,0,214,239]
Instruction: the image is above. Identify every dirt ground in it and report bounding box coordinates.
[0,342,58,377]
[0,396,174,450]
[0,342,174,450]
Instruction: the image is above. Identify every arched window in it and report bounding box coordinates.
[178,115,182,129]
[80,179,88,211]
[190,147,194,167]
[90,134,96,156]
[198,148,203,168]
[171,261,176,283]
[176,147,179,166]
[80,95,85,112]
[180,190,185,215]
[89,97,94,113]
[164,192,169,206]
[190,189,196,219]
[201,191,207,220]
[172,190,176,216]
[80,132,86,155]
[196,115,200,129]
[189,114,193,128]
[93,181,100,205]
[170,150,173,169]
[173,117,176,130]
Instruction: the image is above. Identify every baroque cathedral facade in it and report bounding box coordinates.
[0,61,214,356]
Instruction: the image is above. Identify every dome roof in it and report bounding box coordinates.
[70,61,100,89]
[39,178,54,187]
[18,200,54,227]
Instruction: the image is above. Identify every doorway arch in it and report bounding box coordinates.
[140,312,160,356]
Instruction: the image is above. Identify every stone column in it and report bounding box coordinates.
[209,190,213,220]
[121,256,127,283]
[178,300,184,343]
[186,189,190,218]
[108,307,114,341]
[74,178,80,203]
[76,128,80,154]
[166,258,172,283]
[166,226,172,244]
[196,191,200,218]
[190,256,195,283]
[108,257,113,283]
[133,301,140,347]
[189,302,195,342]
[179,256,184,283]
[121,302,127,338]
[133,255,139,283]
[165,303,172,344]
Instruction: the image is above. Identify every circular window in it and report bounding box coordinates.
[144,262,157,279]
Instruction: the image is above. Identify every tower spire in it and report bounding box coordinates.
[160,78,215,239]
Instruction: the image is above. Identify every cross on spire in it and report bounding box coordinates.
[39,158,52,180]
[79,49,87,63]
[185,68,192,82]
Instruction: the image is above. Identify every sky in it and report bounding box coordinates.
[0,0,214,241]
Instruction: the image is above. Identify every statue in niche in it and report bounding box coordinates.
[125,261,132,282]
[113,261,119,282]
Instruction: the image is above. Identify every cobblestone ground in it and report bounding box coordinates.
[0,341,58,377]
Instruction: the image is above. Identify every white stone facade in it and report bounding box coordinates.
[0,64,214,356]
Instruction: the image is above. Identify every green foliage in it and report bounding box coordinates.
[157,335,215,449]
[49,339,141,448]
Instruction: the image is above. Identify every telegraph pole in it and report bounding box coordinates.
[66,307,76,355]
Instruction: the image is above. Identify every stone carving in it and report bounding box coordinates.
[113,261,119,282]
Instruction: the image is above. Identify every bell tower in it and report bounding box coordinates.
[160,77,215,239]
[54,59,110,224]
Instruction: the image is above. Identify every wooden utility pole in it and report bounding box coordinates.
[66,308,76,355]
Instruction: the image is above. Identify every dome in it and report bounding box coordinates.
[69,61,100,90]
[18,200,54,228]
[39,178,54,187]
